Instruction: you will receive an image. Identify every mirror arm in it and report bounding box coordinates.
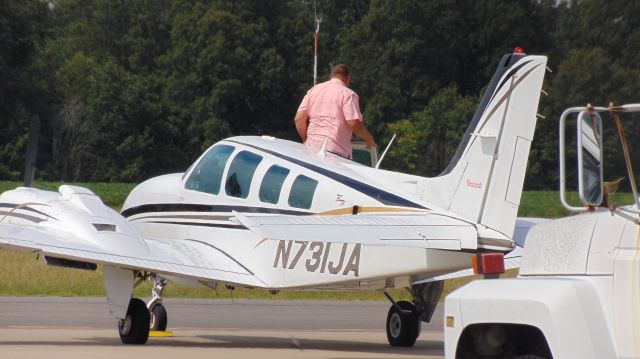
[559,107,587,212]
[610,109,640,211]
[612,206,640,225]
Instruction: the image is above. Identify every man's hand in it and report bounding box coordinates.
[363,134,376,149]
[347,119,376,149]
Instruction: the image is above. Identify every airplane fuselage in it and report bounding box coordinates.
[121,136,474,289]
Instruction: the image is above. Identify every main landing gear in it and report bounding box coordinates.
[118,298,150,344]
[147,275,168,331]
[385,298,421,346]
[384,281,444,347]
[118,273,169,345]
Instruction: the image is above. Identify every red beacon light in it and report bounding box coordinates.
[472,252,505,279]
[513,47,525,55]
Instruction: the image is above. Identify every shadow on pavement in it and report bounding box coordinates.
[0,334,443,357]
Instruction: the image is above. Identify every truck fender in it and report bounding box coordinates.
[444,278,617,359]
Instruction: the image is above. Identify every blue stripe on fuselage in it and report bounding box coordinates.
[227,140,427,209]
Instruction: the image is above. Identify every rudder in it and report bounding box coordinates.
[418,51,547,247]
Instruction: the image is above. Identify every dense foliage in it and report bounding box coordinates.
[1,0,639,189]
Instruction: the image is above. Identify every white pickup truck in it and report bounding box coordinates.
[444,104,640,359]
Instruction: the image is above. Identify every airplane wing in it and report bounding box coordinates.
[0,224,265,287]
[0,186,265,288]
[233,210,480,251]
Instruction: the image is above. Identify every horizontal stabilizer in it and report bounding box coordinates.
[234,212,480,251]
[412,217,546,284]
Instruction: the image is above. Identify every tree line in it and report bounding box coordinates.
[1,0,640,190]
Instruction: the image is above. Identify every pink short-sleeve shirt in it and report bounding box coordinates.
[297,78,363,158]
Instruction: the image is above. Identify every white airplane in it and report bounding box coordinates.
[0,49,547,347]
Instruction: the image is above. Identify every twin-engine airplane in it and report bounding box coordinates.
[0,50,547,347]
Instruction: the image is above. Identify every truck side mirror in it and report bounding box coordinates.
[577,111,604,206]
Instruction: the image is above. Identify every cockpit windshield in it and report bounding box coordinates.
[184,145,235,195]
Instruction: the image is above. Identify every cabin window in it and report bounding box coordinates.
[259,165,290,204]
[225,150,263,198]
[288,175,318,209]
[184,145,235,195]
[352,148,373,167]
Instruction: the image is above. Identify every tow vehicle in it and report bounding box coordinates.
[444,103,640,358]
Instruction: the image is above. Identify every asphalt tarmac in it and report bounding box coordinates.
[0,297,445,358]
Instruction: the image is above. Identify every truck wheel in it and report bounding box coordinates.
[386,300,420,346]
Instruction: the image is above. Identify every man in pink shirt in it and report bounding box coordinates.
[294,64,376,159]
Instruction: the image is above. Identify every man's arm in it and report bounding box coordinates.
[347,119,376,149]
[294,110,309,142]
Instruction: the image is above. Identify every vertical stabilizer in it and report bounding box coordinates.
[418,52,547,247]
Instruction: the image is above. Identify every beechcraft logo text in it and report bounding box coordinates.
[466,179,482,188]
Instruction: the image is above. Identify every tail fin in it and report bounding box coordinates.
[418,52,547,246]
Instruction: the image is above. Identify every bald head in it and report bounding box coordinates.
[330,64,350,84]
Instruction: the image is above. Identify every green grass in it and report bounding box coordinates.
[0,181,635,299]
[518,190,635,218]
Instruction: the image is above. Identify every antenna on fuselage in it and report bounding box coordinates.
[317,137,328,157]
[313,0,321,86]
[375,133,397,169]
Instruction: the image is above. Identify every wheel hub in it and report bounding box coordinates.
[119,316,132,335]
[390,312,402,338]
[149,307,156,328]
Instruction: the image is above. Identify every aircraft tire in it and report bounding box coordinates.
[118,298,150,344]
[386,300,420,347]
[150,303,168,331]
